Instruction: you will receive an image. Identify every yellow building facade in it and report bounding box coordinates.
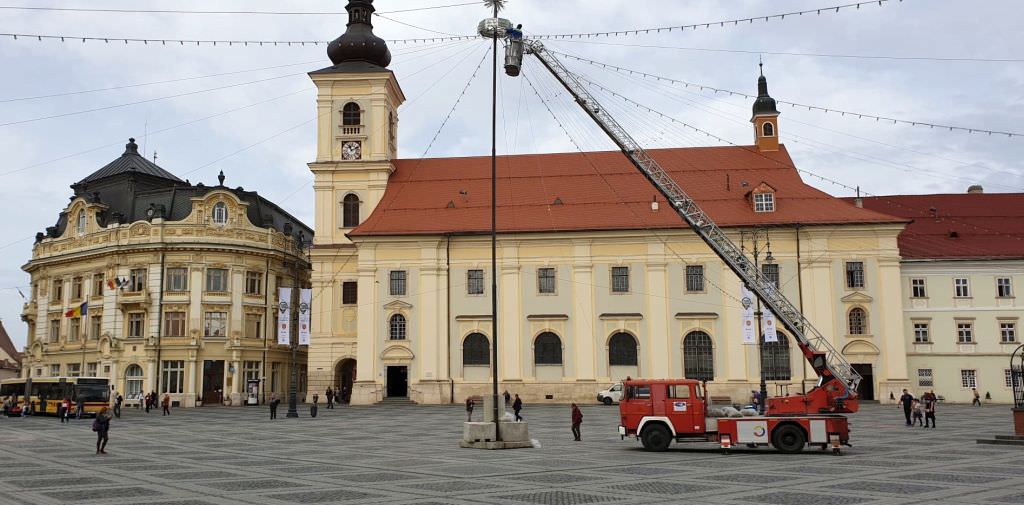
[21,140,312,407]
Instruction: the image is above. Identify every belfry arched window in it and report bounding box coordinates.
[342,102,361,126]
[608,332,638,366]
[463,332,490,366]
[762,122,775,137]
[683,331,714,381]
[342,194,360,228]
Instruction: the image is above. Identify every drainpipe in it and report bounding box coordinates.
[796,224,806,394]
[154,249,166,395]
[446,234,453,404]
[261,257,270,405]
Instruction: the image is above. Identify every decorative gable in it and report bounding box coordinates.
[840,291,873,304]
[748,182,777,213]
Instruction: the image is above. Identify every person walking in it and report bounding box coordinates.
[465,397,475,422]
[512,394,523,422]
[57,397,67,423]
[924,392,937,428]
[326,387,334,409]
[269,393,279,420]
[76,396,84,420]
[972,388,982,406]
[64,397,73,423]
[503,390,511,406]
[899,389,914,426]
[92,406,112,455]
[571,403,583,441]
[143,393,151,414]
[2,396,9,418]
[113,393,123,419]
[911,399,924,427]
[161,394,171,416]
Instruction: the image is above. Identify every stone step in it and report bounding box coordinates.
[976,438,1024,446]
[994,435,1024,441]
[376,397,418,406]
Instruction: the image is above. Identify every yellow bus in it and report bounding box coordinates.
[0,377,111,417]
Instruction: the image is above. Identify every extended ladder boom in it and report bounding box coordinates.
[523,40,861,408]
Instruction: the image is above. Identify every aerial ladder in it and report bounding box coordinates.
[507,38,861,415]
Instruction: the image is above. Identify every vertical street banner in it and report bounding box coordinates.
[762,309,778,343]
[277,287,292,345]
[298,288,312,345]
[740,284,756,344]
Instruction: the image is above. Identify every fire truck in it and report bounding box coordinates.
[498,29,862,454]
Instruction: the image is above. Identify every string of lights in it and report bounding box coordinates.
[553,50,1024,138]
[530,1,900,40]
[0,2,479,16]
[0,32,477,46]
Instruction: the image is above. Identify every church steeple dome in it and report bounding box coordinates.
[751,63,779,117]
[326,0,392,68]
[751,63,781,152]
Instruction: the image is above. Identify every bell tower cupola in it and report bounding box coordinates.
[751,63,781,152]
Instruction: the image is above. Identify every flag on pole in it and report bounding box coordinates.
[740,284,756,344]
[763,309,778,343]
[107,279,116,290]
[277,288,292,345]
[64,301,87,318]
[298,288,311,345]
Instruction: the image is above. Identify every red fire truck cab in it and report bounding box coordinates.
[617,379,851,454]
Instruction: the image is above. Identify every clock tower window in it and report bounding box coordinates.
[342,102,362,135]
[342,194,361,227]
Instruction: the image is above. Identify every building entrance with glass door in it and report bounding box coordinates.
[202,360,225,406]
[386,366,408,398]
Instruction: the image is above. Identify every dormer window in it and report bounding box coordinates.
[76,210,87,235]
[762,121,775,137]
[212,202,228,225]
[753,192,775,213]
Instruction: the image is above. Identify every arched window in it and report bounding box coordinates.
[389,314,406,340]
[683,331,714,381]
[608,332,638,366]
[848,307,867,335]
[342,194,360,228]
[342,102,361,126]
[77,211,87,235]
[463,332,490,366]
[212,202,228,225]
[760,333,791,381]
[125,364,144,400]
[534,332,562,365]
[762,122,775,137]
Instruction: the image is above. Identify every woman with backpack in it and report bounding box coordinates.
[92,407,112,454]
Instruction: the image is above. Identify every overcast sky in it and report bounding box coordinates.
[1,0,1021,349]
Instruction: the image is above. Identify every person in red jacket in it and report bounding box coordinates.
[571,403,583,441]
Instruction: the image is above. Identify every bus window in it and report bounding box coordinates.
[76,384,110,403]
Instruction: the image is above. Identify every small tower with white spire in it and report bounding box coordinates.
[751,62,781,152]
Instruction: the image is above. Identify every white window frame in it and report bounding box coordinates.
[86,362,98,377]
[961,369,977,389]
[128,312,145,338]
[245,271,263,295]
[956,321,974,344]
[610,266,630,294]
[954,277,970,298]
[212,202,228,225]
[204,311,228,337]
[77,210,87,235]
[166,268,189,292]
[537,267,556,295]
[1001,322,1017,344]
[686,265,706,293]
[206,268,229,293]
[913,322,930,343]
[389,270,407,297]
[997,277,1013,298]
[161,360,184,394]
[845,262,865,289]
[467,269,484,296]
[753,192,775,213]
[910,278,926,298]
[49,364,61,376]
[66,363,81,377]
[1005,369,1020,388]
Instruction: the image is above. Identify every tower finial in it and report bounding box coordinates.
[759,55,764,76]
[326,0,391,68]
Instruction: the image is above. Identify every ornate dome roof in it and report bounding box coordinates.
[327,0,391,68]
[752,72,779,117]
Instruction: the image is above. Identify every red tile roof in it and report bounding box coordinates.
[351,145,905,237]
[0,320,21,367]
[853,193,1024,260]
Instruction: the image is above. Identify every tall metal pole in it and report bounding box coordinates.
[489,0,501,440]
[753,231,768,415]
[286,254,299,418]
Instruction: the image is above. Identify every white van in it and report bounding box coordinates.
[596,383,623,405]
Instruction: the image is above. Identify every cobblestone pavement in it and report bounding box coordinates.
[1,402,1023,505]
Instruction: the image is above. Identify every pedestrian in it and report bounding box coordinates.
[972,388,982,406]
[512,394,523,422]
[57,397,67,423]
[751,390,761,411]
[571,403,583,441]
[341,385,349,405]
[924,392,937,428]
[162,394,171,416]
[911,399,924,427]
[114,393,123,418]
[503,390,511,405]
[92,406,112,455]
[326,387,334,409]
[899,389,914,426]
[144,393,151,414]
[64,397,72,423]
[1,396,9,418]
[465,397,474,422]
[269,393,279,420]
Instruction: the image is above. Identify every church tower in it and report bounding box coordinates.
[307,0,405,399]
[751,64,780,152]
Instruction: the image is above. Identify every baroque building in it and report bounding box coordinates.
[857,190,1024,402]
[21,139,312,407]
[307,1,914,404]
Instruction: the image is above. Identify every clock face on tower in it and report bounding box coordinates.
[341,141,362,160]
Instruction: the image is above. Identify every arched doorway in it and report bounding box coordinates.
[335,359,356,404]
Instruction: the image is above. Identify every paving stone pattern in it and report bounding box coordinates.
[0,402,1022,504]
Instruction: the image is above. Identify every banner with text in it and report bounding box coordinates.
[740,284,756,344]
[298,288,312,345]
[762,309,778,343]
[277,287,292,345]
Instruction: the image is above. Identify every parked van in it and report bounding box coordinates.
[597,383,623,405]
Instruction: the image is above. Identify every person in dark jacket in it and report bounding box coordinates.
[326,387,334,409]
[465,397,474,422]
[269,393,279,420]
[94,407,112,454]
[76,396,84,419]
[503,390,511,405]
[161,394,171,416]
[899,389,914,426]
[144,393,151,413]
[571,403,583,441]
[923,390,937,428]
[113,393,123,418]
[512,394,523,422]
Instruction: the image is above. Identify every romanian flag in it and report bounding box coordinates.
[64,302,87,318]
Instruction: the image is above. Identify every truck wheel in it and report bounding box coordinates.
[772,425,806,454]
[641,425,672,452]
[602,397,613,406]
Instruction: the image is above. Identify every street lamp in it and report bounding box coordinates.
[743,228,774,414]
[285,232,311,418]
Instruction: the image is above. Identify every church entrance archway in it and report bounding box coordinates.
[335,359,356,404]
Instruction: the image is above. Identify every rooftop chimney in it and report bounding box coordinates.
[967,184,984,194]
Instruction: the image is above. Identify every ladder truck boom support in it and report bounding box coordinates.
[522,40,860,414]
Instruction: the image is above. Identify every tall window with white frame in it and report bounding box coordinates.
[956,321,974,344]
[1001,322,1017,344]
[389,314,406,340]
[961,369,977,389]
[911,278,927,298]
[206,268,229,293]
[50,364,61,377]
[128,312,144,338]
[918,368,933,387]
[761,263,780,289]
[389,270,406,297]
[161,360,184,394]
[467,269,484,295]
[128,268,146,292]
[997,277,1013,298]
[163,311,186,337]
[245,271,263,295]
[537,267,556,294]
[77,210,87,235]
[913,322,930,343]
[204,311,227,337]
[611,266,630,293]
[753,192,775,213]
[86,362,97,377]
[845,261,865,289]
[212,202,228,225]
[166,268,188,292]
[71,276,83,300]
[954,277,970,298]
[686,265,705,292]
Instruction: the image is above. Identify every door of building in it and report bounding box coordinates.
[202,360,225,405]
[852,363,874,401]
[386,366,408,398]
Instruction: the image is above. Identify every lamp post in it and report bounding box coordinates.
[743,228,774,415]
[285,232,310,418]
